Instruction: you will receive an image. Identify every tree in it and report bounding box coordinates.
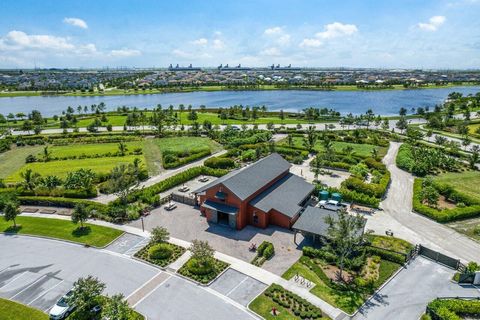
[461,135,471,151]
[107,163,141,206]
[66,276,105,313]
[42,175,62,190]
[395,116,408,134]
[381,119,390,131]
[43,146,51,161]
[190,239,214,266]
[349,163,369,181]
[370,148,379,159]
[325,209,365,282]
[303,126,317,153]
[279,109,285,123]
[468,145,479,169]
[399,107,407,116]
[151,226,169,243]
[3,201,20,228]
[103,294,131,320]
[71,203,90,229]
[118,141,128,156]
[420,185,439,207]
[287,134,293,147]
[312,155,322,182]
[20,169,41,191]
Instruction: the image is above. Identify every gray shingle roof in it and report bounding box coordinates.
[194,153,291,201]
[249,173,314,218]
[292,206,366,237]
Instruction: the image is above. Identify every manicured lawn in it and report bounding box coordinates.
[0,216,123,247]
[6,155,142,183]
[447,217,480,242]
[0,298,48,320]
[434,171,480,202]
[281,136,385,158]
[282,255,401,314]
[366,234,413,254]
[39,141,142,158]
[153,136,222,154]
[0,146,43,179]
[249,294,301,320]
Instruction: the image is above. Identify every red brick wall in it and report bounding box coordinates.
[269,209,294,229]
[201,183,243,229]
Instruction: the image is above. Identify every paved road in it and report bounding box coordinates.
[354,256,480,320]
[0,234,261,320]
[365,142,480,263]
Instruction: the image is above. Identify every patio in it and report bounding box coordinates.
[128,202,305,275]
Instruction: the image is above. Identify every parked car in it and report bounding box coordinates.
[318,200,348,212]
[49,291,75,319]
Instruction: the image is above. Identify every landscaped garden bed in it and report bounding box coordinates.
[249,284,328,320]
[178,257,229,284]
[423,298,480,320]
[134,241,185,268]
[251,241,275,267]
[283,235,410,314]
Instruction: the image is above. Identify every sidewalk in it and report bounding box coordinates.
[20,211,346,320]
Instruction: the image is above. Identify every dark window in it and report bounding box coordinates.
[253,213,259,224]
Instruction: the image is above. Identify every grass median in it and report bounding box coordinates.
[0,216,123,247]
[0,298,48,320]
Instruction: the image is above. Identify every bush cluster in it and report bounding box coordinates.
[251,241,275,266]
[178,257,229,284]
[427,298,480,320]
[134,241,185,268]
[263,284,324,319]
[204,157,236,169]
[413,179,480,222]
[162,148,211,169]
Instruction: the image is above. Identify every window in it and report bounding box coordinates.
[253,212,259,224]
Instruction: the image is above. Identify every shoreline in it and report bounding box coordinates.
[0,83,478,98]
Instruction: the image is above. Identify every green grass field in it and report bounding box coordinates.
[153,136,221,153]
[39,141,142,158]
[0,146,43,179]
[434,171,480,202]
[0,216,123,247]
[281,136,386,158]
[0,298,47,320]
[6,155,142,183]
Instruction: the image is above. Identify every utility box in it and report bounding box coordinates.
[331,192,342,202]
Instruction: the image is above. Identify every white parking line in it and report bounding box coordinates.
[124,238,149,256]
[0,266,10,275]
[225,276,249,297]
[11,274,46,299]
[0,271,26,290]
[125,272,162,301]
[27,279,64,306]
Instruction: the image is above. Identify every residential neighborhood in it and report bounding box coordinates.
[1,1,480,320]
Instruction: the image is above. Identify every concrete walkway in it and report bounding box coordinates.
[92,149,227,204]
[19,212,346,320]
[365,142,480,263]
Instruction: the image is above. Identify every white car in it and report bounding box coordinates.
[49,291,75,320]
[319,200,348,212]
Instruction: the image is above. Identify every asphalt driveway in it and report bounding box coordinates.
[354,256,480,320]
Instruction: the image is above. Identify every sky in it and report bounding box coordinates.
[0,0,479,69]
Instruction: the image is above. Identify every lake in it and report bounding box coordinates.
[0,86,479,117]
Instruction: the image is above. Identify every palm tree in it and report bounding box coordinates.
[118,142,127,156]
[20,169,41,191]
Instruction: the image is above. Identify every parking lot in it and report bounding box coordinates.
[105,233,149,256]
[0,234,159,313]
[354,256,480,320]
[210,269,267,307]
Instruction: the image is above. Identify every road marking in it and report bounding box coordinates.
[124,238,149,256]
[131,274,171,308]
[0,271,26,290]
[0,266,10,275]
[126,272,163,301]
[11,274,46,299]
[225,276,249,297]
[28,279,64,305]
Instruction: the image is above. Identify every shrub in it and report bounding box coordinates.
[204,157,236,169]
[365,246,406,264]
[427,298,480,319]
[148,243,173,260]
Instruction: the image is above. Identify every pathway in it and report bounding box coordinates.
[92,149,227,204]
[365,142,480,263]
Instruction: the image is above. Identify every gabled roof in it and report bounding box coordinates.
[194,153,291,201]
[249,173,314,218]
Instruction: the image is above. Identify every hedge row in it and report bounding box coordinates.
[413,179,480,222]
[227,131,272,147]
[342,171,390,199]
[427,298,480,320]
[339,187,380,208]
[204,157,236,169]
[162,149,211,169]
[364,246,407,264]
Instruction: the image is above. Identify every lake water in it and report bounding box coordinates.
[0,86,479,117]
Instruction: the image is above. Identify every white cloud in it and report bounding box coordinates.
[63,17,88,29]
[0,30,75,51]
[212,39,225,50]
[192,38,208,46]
[418,16,446,31]
[316,22,358,39]
[109,48,141,57]
[260,47,281,56]
[299,38,322,48]
[264,27,283,35]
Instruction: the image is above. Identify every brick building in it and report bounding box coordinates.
[194,153,314,230]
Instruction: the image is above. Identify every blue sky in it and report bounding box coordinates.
[0,0,479,69]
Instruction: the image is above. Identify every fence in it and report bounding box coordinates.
[416,244,465,271]
[171,192,197,206]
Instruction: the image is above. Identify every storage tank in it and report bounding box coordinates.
[331,192,342,202]
[319,190,329,200]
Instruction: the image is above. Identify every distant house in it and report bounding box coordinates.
[194,153,314,230]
